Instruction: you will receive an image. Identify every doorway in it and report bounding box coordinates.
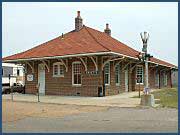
[38,64,45,95]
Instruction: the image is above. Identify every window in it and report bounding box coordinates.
[136,66,143,84]
[72,62,82,85]
[17,69,20,76]
[53,62,64,77]
[104,62,110,85]
[155,68,159,86]
[2,69,3,76]
[13,68,17,76]
[115,64,120,85]
[54,65,58,75]
[59,65,64,75]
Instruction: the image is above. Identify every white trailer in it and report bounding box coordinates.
[2,63,24,86]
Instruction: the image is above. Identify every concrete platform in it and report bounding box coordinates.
[2,91,143,108]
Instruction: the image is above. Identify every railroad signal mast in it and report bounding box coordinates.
[140,32,152,94]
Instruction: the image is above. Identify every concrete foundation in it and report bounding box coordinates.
[140,94,155,107]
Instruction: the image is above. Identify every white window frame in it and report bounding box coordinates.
[104,62,110,86]
[53,62,64,77]
[136,65,144,85]
[115,63,120,86]
[72,61,82,86]
[13,68,17,76]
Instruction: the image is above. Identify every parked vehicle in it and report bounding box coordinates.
[2,83,25,94]
[2,63,25,87]
[2,83,11,94]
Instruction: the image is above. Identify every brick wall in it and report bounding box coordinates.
[25,57,103,96]
[134,65,172,91]
[24,57,172,96]
[103,60,140,96]
[105,61,123,96]
[25,62,38,94]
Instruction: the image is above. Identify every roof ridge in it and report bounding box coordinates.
[84,26,111,52]
[85,26,140,55]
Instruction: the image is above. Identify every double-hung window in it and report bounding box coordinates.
[115,64,120,85]
[136,66,143,84]
[104,62,110,85]
[17,69,20,76]
[53,62,64,77]
[72,62,82,86]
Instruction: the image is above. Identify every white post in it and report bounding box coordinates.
[140,31,149,94]
[145,57,149,88]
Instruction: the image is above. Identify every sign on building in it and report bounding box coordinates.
[27,74,33,81]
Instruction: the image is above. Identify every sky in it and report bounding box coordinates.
[2,2,178,66]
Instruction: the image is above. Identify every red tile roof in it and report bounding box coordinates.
[3,25,177,69]
[150,57,177,69]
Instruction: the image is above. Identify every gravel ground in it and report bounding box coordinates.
[2,99,107,123]
[2,100,178,133]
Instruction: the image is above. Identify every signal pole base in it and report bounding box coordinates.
[140,94,155,107]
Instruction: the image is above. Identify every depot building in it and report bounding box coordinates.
[3,11,178,97]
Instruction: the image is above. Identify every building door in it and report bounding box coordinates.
[38,64,45,95]
[125,69,129,92]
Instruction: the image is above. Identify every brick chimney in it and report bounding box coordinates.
[104,23,111,36]
[75,11,83,31]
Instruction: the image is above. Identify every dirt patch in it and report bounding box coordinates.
[2,99,108,123]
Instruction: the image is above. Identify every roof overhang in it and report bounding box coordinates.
[148,60,178,70]
[3,51,138,62]
[3,51,177,70]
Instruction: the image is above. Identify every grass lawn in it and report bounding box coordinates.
[151,87,178,108]
[133,87,178,108]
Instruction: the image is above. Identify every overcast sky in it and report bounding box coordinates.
[2,2,178,65]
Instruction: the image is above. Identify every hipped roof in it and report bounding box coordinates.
[3,25,177,69]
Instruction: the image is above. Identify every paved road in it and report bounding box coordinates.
[3,107,178,133]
